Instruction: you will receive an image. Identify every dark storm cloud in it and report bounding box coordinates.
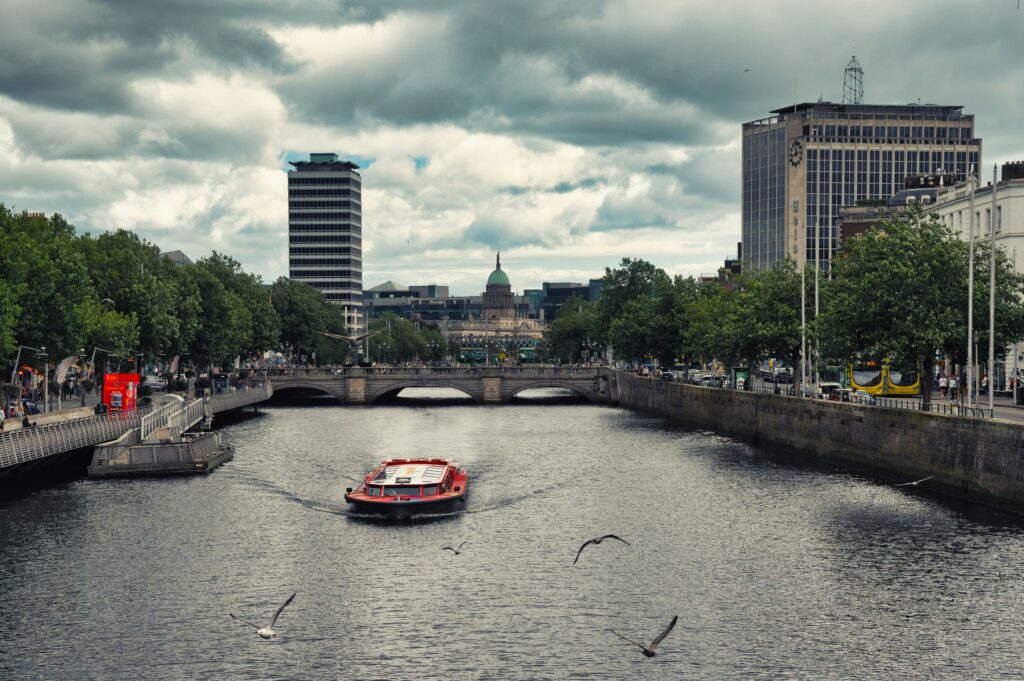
[0,0,317,114]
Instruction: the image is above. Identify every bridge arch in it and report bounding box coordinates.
[504,380,600,403]
[267,379,346,401]
[365,381,483,404]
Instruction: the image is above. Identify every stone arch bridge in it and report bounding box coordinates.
[266,366,611,404]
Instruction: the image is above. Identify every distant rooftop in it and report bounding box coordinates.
[290,152,360,172]
[369,280,406,292]
[161,250,192,266]
[768,101,965,116]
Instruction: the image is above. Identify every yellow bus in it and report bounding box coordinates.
[847,358,920,396]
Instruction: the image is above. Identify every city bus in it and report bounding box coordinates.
[847,358,920,396]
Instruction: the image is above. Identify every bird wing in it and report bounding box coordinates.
[442,546,456,553]
[600,534,631,546]
[352,331,382,342]
[230,613,261,630]
[648,615,678,651]
[895,475,933,487]
[609,629,648,651]
[270,592,296,628]
[458,541,469,551]
[573,539,596,565]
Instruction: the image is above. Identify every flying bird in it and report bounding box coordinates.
[610,615,678,657]
[744,69,751,72]
[573,534,630,565]
[894,475,933,487]
[442,541,469,555]
[230,592,296,639]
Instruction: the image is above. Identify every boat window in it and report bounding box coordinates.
[383,486,420,497]
[367,486,382,497]
[422,485,438,496]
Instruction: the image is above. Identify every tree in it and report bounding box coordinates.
[271,277,348,364]
[595,258,671,348]
[817,207,1024,405]
[78,229,180,360]
[542,295,597,363]
[367,313,428,364]
[196,252,279,358]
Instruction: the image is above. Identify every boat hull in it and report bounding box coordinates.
[345,491,466,518]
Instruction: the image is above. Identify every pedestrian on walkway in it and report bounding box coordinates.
[0,407,5,432]
[949,375,959,402]
[939,375,947,396]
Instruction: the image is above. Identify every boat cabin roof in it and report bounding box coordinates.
[371,461,450,486]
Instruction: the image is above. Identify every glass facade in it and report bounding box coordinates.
[742,124,786,270]
[288,154,364,332]
[743,103,981,272]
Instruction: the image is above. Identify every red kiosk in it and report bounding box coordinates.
[102,373,139,411]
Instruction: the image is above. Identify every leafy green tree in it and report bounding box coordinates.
[196,252,279,358]
[542,295,597,363]
[368,313,428,363]
[78,229,183,360]
[817,207,1024,404]
[595,258,671,347]
[271,277,347,364]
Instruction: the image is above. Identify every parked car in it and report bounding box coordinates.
[773,367,793,383]
[660,371,675,382]
[818,382,844,400]
[852,389,876,405]
[20,399,40,415]
[143,375,167,391]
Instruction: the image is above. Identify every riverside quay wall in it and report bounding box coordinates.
[612,371,1024,513]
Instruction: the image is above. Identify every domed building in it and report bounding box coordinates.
[439,253,546,362]
[482,253,514,320]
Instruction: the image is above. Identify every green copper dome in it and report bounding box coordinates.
[486,253,510,286]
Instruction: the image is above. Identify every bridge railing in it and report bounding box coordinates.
[0,408,150,470]
[264,366,602,378]
[208,383,273,413]
[140,395,185,442]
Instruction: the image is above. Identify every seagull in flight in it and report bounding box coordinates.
[610,615,678,657]
[231,592,296,639]
[574,534,630,565]
[894,475,933,487]
[442,541,469,555]
[744,68,751,72]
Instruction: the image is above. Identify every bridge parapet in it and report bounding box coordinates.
[263,366,609,404]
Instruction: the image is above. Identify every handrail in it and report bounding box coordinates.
[0,407,150,470]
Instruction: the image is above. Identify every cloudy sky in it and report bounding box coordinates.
[1,1,1022,294]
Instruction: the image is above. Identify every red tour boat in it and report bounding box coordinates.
[344,458,468,517]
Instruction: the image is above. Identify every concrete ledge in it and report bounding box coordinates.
[614,371,1024,514]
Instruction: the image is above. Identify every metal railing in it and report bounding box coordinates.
[0,408,149,470]
[208,383,272,413]
[140,395,184,442]
[92,431,223,467]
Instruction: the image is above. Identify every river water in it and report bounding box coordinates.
[2,388,1024,680]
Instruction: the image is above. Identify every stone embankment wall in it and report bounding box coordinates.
[612,371,1024,512]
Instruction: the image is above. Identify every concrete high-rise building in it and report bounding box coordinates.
[288,153,363,333]
[742,102,981,271]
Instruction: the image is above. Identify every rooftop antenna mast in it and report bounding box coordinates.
[842,54,863,104]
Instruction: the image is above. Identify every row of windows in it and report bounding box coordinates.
[290,278,362,286]
[324,293,361,302]
[289,270,359,279]
[288,176,361,187]
[941,207,1003,235]
[288,200,361,209]
[804,124,974,141]
[289,212,362,221]
[288,189,359,197]
[288,224,361,235]
[289,235,362,244]
[289,246,362,255]
[290,258,362,267]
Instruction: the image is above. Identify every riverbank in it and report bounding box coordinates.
[612,371,1024,514]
